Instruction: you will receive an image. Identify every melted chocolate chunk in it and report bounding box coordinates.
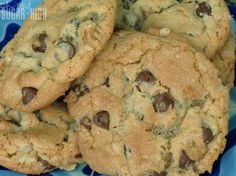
[202,126,214,144]
[22,87,38,105]
[135,70,156,83]
[179,150,195,169]
[56,41,75,60]
[153,93,175,113]
[75,153,83,158]
[196,2,212,18]
[32,32,47,53]
[93,111,110,130]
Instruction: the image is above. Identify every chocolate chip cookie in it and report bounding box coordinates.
[0,0,117,112]
[0,104,82,174]
[65,31,229,176]
[116,0,231,58]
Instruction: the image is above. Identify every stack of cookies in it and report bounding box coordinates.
[0,0,234,175]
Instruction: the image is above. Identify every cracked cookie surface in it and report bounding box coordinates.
[116,0,230,58]
[66,31,229,176]
[0,0,117,112]
[0,104,82,174]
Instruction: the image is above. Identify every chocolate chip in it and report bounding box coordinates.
[22,87,38,105]
[80,116,92,130]
[196,2,212,18]
[103,77,110,87]
[93,111,110,130]
[179,150,195,169]
[75,153,83,158]
[202,126,214,144]
[153,93,175,113]
[154,171,167,176]
[38,33,47,42]
[32,33,47,53]
[55,41,75,61]
[135,70,156,83]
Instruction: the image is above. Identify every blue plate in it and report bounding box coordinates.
[0,1,236,176]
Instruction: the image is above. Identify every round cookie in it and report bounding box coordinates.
[0,104,82,174]
[115,0,231,58]
[0,0,117,112]
[65,31,229,176]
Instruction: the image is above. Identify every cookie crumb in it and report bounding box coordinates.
[159,28,171,37]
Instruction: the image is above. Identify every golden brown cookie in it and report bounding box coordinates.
[65,31,229,176]
[0,104,82,174]
[116,0,231,58]
[0,0,117,112]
